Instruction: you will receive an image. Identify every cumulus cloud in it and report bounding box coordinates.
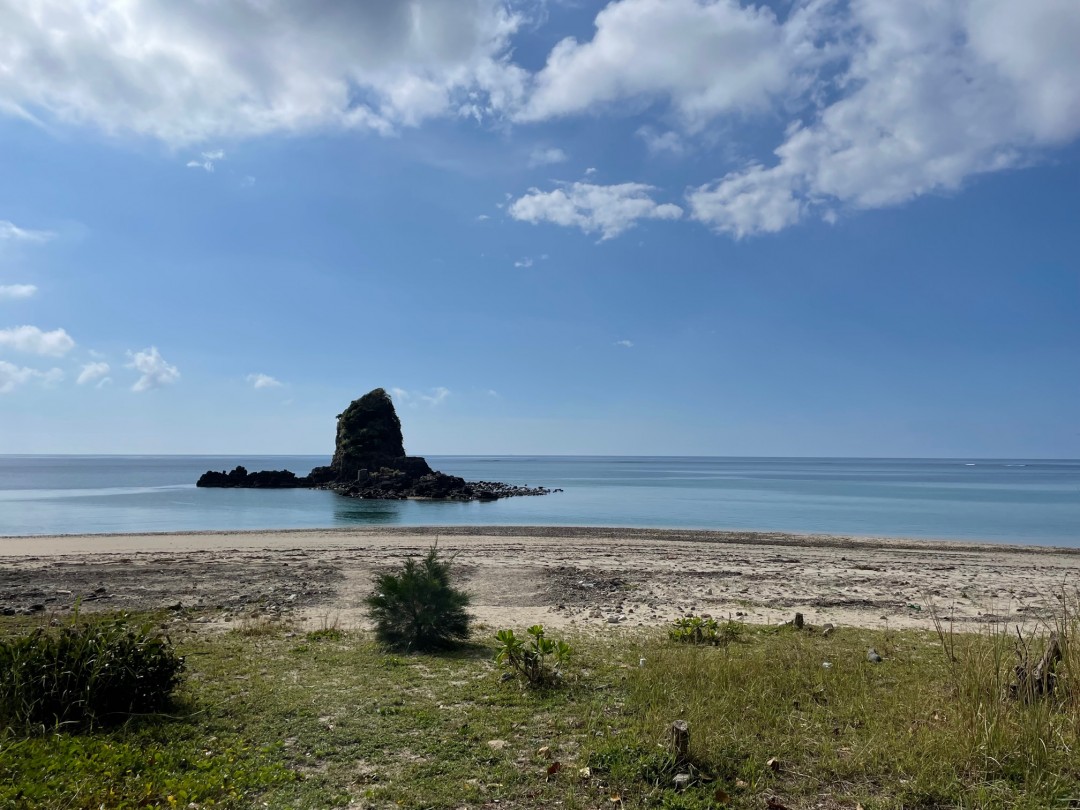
[527,147,568,167]
[247,372,283,389]
[614,339,634,348]
[0,325,75,356]
[0,220,53,243]
[0,361,62,393]
[0,284,37,300]
[76,361,110,385]
[513,257,534,268]
[687,0,1080,235]
[519,0,820,126]
[126,346,179,392]
[0,0,527,143]
[509,181,682,240]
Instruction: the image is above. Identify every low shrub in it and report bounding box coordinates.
[0,613,184,731]
[669,615,741,646]
[365,547,471,651]
[495,625,572,687]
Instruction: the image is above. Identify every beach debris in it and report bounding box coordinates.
[607,615,625,624]
[670,720,690,761]
[1010,630,1062,700]
[867,648,883,663]
[766,756,781,772]
[822,661,833,669]
[821,622,835,637]
[579,766,591,780]
[537,746,551,759]
[673,773,691,791]
[546,761,562,777]
[639,657,646,667]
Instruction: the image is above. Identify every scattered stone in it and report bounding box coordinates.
[793,612,804,630]
[673,773,691,791]
[821,622,835,637]
[867,648,883,663]
[766,757,781,772]
[487,739,508,751]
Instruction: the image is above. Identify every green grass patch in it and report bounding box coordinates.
[1,614,1078,808]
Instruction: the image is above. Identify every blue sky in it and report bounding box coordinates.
[0,0,1077,457]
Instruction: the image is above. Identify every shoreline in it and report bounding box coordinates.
[2,526,1078,632]
[4,524,1080,554]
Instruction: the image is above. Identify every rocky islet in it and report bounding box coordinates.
[197,388,554,501]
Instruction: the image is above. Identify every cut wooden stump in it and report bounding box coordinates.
[669,720,690,762]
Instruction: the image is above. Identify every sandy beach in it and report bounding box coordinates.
[2,526,1077,632]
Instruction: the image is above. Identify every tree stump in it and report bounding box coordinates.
[669,720,690,762]
[1011,631,1062,700]
[794,612,804,630]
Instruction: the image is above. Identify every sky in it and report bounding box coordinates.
[0,0,1078,458]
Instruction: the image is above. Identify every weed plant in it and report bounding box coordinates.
[0,612,184,731]
[495,625,572,687]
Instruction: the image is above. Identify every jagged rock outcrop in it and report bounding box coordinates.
[196,387,553,501]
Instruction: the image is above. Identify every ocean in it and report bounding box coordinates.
[1,455,1078,545]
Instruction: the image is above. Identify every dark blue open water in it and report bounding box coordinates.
[0,456,1078,545]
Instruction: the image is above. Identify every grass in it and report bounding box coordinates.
[1,612,1078,809]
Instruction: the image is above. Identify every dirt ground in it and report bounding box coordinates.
[2,526,1078,632]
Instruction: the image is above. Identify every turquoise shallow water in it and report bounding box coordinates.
[0,455,1078,545]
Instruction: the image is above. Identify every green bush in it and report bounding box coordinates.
[669,615,742,646]
[494,625,572,687]
[364,547,471,652]
[0,613,184,731]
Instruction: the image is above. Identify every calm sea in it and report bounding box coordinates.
[0,456,1078,546]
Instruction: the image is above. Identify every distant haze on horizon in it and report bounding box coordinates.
[0,1,1077,459]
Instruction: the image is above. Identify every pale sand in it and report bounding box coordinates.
[2,526,1078,632]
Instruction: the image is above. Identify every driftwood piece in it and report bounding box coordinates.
[1011,631,1062,700]
[669,720,690,762]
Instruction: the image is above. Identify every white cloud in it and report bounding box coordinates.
[0,360,62,394]
[688,0,1080,236]
[519,0,819,126]
[476,214,491,221]
[0,325,75,357]
[186,149,225,173]
[584,167,597,176]
[420,386,451,406]
[637,127,685,156]
[391,386,451,407]
[509,181,682,240]
[528,146,568,167]
[247,372,283,389]
[0,1,527,144]
[0,220,53,243]
[126,346,179,392]
[614,339,634,348]
[0,284,37,300]
[486,389,500,397]
[514,257,534,268]
[76,361,110,385]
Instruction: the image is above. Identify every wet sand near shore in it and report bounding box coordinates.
[1,526,1077,632]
